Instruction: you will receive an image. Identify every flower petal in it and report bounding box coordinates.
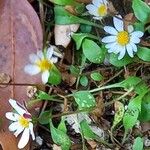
[127,25,134,33]
[8,122,20,132]
[102,36,117,43]
[29,122,35,140]
[93,16,103,20]
[37,50,44,59]
[104,26,118,35]
[51,57,58,63]
[42,70,49,84]
[126,44,134,57]
[107,43,118,53]
[24,64,41,75]
[18,128,30,149]
[114,44,123,54]
[46,47,54,60]
[130,43,137,52]
[14,126,24,137]
[102,0,108,5]
[86,4,99,16]
[105,42,117,49]
[130,36,141,44]
[29,53,39,63]
[113,15,123,31]
[8,99,26,116]
[5,112,19,121]
[131,31,144,38]
[118,46,126,60]
[93,0,103,6]
[53,51,62,58]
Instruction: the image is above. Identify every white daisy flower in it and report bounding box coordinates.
[5,99,35,149]
[86,0,108,20]
[24,46,60,84]
[102,15,144,60]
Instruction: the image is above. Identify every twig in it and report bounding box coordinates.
[105,87,134,106]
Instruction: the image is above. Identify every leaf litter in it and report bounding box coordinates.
[0,0,150,150]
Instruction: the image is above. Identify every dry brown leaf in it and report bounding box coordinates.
[124,13,135,30]
[0,73,11,88]
[108,1,118,15]
[75,0,91,3]
[65,5,77,15]
[87,140,97,149]
[0,0,43,148]
[62,72,76,86]
[90,96,105,121]
[55,24,79,48]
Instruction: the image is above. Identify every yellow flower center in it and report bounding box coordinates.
[98,4,107,16]
[36,59,52,71]
[19,116,29,128]
[117,31,130,46]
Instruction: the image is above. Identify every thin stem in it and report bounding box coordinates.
[122,130,128,144]
[51,108,94,118]
[96,137,113,148]
[67,83,121,97]
[76,55,86,89]
[89,83,121,93]
[105,87,134,106]
[0,82,38,86]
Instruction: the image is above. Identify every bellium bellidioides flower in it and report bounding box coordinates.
[102,15,144,60]
[5,99,35,149]
[86,0,108,20]
[24,46,62,84]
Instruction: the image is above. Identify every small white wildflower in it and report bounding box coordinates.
[86,0,108,20]
[24,46,59,84]
[5,99,35,149]
[102,15,144,60]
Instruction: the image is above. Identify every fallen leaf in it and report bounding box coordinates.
[0,73,11,88]
[87,140,97,149]
[0,0,43,148]
[55,24,79,48]
[75,0,91,3]
[65,5,77,15]
[62,72,76,86]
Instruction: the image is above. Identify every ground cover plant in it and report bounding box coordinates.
[0,0,150,149]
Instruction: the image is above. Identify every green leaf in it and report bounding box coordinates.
[132,0,150,23]
[90,72,103,81]
[123,95,144,131]
[134,81,149,95]
[139,92,150,121]
[50,120,71,150]
[39,111,51,125]
[54,6,101,28]
[133,137,143,150]
[82,39,106,64]
[72,33,98,50]
[72,33,88,50]
[80,120,97,140]
[48,65,61,85]
[80,24,92,33]
[73,91,96,109]
[120,76,142,90]
[80,75,88,87]
[137,46,150,62]
[58,117,67,133]
[49,0,79,6]
[134,22,145,32]
[108,53,133,67]
[112,101,125,130]
[37,91,55,100]
[69,65,80,76]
